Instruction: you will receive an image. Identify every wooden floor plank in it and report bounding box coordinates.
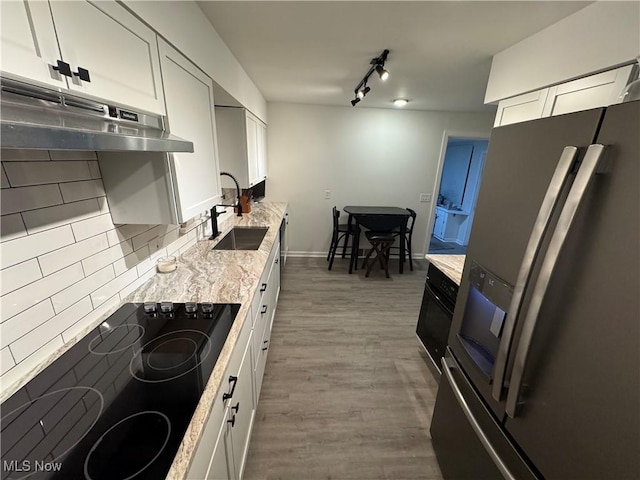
[244,256,443,480]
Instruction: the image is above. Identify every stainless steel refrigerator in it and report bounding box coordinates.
[430,100,639,480]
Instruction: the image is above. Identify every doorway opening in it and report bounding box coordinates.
[428,137,489,255]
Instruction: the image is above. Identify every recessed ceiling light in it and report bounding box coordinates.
[393,98,408,107]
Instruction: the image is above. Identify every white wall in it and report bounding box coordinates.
[123,0,267,122]
[265,103,494,256]
[0,150,207,391]
[485,1,640,103]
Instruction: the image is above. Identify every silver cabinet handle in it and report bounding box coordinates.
[492,146,578,402]
[505,144,605,418]
[442,356,516,480]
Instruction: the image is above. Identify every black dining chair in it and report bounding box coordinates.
[358,214,406,278]
[389,208,417,271]
[327,206,357,270]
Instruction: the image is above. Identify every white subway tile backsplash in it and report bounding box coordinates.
[113,244,150,276]
[0,214,27,242]
[10,298,94,364]
[166,231,194,257]
[119,269,155,300]
[0,300,55,345]
[136,248,166,277]
[1,166,9,188]
[1,263,84,322]
[0,226,75,270]
[106,224,153,247]
[9,335,64,373]
[1,347,16,376]
[82,239,133,276]
[38,234,109,276]
[1,150,50,161]
[7,336,65,381]
[149,229,180,255]
[178,237,198,256]
[71,213,114,241]
[0,259,43,295]
[61,294,120,344]
[49,151,97,161]
[3,161,91,187]
[22,198,102,235]
[87,161,101,179]
[97,197,109,214]
[90,268,138,308]
[59,179,106,203]
[132,225,176,251]
[0,184,63,215]
[50,265,114,314]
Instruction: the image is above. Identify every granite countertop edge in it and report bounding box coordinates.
[424,253,466,286]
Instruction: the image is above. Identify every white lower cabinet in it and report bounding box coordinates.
[187,233,283,480]
[187,312,254,480]
[251,242,281,402]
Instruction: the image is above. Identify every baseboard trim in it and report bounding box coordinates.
[288,250,425,259]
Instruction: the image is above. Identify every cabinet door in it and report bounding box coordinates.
[206,414,233,480]
[48,0,165,114]
[493,89,550,127]
[256,120,267,181]
[228,336,255,480]
[245,113,259,186]
[0,1,67,89]
[159,39,222,223]
[545,65,634,116]
[433,212,445,240]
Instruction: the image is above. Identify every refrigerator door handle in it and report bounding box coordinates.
[505,144,606,418]
[442,356,517,480]
[492,146,579,402]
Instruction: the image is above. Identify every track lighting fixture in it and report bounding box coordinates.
[350,49,390,106]
[376,65,390,81]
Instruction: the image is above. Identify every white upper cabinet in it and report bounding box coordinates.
[216,107,268,189]
[0,1,67,89]
[0,1,165,115]
[494,65,635,127]
[98,39,221,224]
[158,38,221,222]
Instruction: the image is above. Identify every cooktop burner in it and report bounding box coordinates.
[0,302,239,480]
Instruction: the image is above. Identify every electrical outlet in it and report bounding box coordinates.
[324,190,332,200]
[420,193,432,203]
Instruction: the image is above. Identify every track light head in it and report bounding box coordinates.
[357,85,371,99]
[376,65,390,81]
[351,97,361,106]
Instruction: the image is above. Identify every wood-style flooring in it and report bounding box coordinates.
[243,256,444,480]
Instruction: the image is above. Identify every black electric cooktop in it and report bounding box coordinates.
[1,302,239,480]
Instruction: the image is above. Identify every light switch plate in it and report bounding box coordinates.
[420,193,432,203]
[324,190,331,200]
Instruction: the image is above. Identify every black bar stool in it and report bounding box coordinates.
[327,206,357,270]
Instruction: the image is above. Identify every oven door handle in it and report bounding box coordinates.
[424,281,454,317]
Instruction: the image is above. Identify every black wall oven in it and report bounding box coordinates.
[416,262,459,373]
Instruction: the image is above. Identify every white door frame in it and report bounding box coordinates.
[421,130,490,256]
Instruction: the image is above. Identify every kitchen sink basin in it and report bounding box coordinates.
[212,226,269,250]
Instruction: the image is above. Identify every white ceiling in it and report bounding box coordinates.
[197,1,591,113]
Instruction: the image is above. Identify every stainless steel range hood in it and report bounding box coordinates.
[1,80,194,153]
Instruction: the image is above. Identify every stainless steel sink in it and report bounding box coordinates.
[212,226,269,250]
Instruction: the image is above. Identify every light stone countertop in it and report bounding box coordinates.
[0,201,287,480]
[425,254,466,285]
